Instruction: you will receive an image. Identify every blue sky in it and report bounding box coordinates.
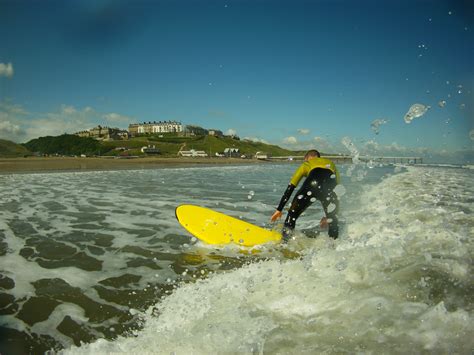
[0,0,473,162]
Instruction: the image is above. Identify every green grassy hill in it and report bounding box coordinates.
[0,139,31,157]
[18,133,310,158]
[16,132,343,158]
[103,135,297,157]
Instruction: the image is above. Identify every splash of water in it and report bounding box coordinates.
[341,137,363,181]
[370,119,389,135]
[404,103,430,124]
[341,137,360,164]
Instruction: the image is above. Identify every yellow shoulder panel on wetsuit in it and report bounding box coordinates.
[289,157,338,186]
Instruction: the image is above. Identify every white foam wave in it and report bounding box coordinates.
[62,167,473,354]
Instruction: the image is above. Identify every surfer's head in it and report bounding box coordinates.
[304,149,320,161]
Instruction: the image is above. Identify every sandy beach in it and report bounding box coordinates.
[0,156,273,174]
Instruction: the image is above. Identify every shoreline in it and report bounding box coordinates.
[0,156,281,174]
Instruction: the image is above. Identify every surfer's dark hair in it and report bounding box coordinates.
[305,150,320,159]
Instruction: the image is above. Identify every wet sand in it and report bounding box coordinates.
[0,156,272,174]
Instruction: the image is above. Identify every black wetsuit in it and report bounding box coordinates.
[276,158,339,240]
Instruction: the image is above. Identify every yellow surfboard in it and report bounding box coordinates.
[175,205,282,246]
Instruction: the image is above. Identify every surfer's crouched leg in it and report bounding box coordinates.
[282,199,302,242]
[328,218,338,239]
[307,168,339,240]
[281,225,294,243]
[323,190,339,239]
[282,206,295,242]
[282,182,316,242]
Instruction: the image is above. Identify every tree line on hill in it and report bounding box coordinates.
[23,134,109,156]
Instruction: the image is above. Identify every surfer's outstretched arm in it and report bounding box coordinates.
[270,183,296,222]
[277,184,295,211]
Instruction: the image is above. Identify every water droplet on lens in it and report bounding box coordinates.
[404,103,430,124]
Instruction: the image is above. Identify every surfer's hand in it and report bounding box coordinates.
[320,217,328,229]
[271,210,282,222]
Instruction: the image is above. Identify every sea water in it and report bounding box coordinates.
[0,163,472,354]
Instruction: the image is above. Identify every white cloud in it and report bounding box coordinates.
[0,100,29,116]
[277,135,339,153]
[380,142,408,154]
[276,133,471,163]
[61,105,77,115]
[43,105,96,129]
[243,136,269,144]
[313,136,335,152]
[363,139,380,152]
[416,149,473,165]
[361,140,429,156]
[0,120,21,135]
[33,105,134,138]
[103,112,133,124]
[313,136,325,143]
[283,136,298,144]
[0,100,28,141]
[0,63,14,78]
[225,128,237,136]
[297,128,310,135]
[33,106,129,137]
[24,119,85,139]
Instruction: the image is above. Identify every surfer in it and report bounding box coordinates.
[271,149,340,241]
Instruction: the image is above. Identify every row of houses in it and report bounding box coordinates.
[76,121,233,141]
[128,121,229,137]
[177,147,240,158]
[128,121,184,135]
[76,125,129,141]
[177,148,269,159]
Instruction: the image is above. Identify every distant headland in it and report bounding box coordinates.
[1,122,424,173]
[0,121,339,160]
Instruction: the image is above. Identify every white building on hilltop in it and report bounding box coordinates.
[128,121,184,136]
